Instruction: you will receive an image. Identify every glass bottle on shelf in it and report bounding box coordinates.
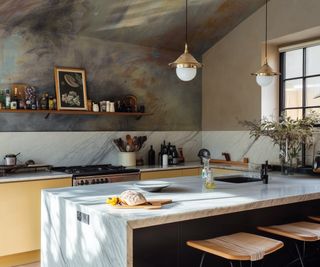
[10,88,18,109]
[5,89,11,109]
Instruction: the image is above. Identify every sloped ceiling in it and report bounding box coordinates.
[0,0,265,54]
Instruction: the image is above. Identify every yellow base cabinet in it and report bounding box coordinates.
[0,178,71,266]
[0,250,40,267]
[140,167,201,180]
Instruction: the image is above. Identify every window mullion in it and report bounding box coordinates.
[302,47,306,117]
[279,52,286,116]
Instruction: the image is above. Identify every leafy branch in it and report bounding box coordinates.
[240,111,319,160]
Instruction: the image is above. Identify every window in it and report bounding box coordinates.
[280,44,320,119]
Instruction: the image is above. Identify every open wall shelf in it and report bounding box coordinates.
[0,109,151,120]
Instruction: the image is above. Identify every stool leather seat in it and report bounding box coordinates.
[187,232,283,262]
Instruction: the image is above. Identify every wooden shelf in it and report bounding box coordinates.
[0,109,151,119]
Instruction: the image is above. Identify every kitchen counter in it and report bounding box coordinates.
[0,171,72,183]
[41,173,320,267]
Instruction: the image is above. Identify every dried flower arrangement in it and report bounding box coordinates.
[240,112,319,166]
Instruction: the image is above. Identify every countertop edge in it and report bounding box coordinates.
[127,192,320,229]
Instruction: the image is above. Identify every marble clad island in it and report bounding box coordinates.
[41,174,320,267]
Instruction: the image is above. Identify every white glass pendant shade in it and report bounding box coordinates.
[176,67,197,81]
[169,44,202,82]
[256,75,274,87]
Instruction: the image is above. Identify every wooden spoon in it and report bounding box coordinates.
[126,135,133,152]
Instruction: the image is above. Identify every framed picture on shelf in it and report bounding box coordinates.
[54,67,88,110]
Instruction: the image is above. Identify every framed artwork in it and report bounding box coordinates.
[54,67,88,110]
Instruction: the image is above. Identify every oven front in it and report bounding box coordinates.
[73,171,140,186]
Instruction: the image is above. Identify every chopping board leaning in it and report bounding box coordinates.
[111,199,172,209]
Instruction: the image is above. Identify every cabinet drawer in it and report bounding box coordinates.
[181,168,200,176]
[140,170,182,180]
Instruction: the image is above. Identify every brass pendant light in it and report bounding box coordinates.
[169,0,202,81]
[252,0,279,87]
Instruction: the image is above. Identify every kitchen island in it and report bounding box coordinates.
[41,174,320,267]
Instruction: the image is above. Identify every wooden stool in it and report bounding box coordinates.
[309,216,320,223]
[187,232,283,267]
[258,221,320,267]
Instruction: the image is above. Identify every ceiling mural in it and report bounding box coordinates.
[0,0,265,54]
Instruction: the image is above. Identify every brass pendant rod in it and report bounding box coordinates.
[265,0,268,63]
[185,0,188,45]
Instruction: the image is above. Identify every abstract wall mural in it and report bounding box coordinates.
[0,28,201,131]
[0,0,265,131]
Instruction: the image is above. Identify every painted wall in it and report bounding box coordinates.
[0,28,201,131]
[202,0,320,130]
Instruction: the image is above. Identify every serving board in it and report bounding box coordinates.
[112,199,172,209]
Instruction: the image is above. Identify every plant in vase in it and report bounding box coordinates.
[240,112,319,174]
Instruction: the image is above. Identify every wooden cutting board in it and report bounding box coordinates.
[112,199,172,209]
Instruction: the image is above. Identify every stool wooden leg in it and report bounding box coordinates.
[229,261,234,267]
[199,252,206,267]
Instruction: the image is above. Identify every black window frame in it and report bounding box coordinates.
[280,45,320,166]
[280,46,320,119]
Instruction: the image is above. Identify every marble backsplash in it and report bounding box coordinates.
[3,130,320,167]
[202,130,320,166]
[0,131,201,166]
[202,131,280,165]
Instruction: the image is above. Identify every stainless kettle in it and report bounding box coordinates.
[197,149,211,164]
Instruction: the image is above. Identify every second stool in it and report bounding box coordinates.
[258,221,320,267]
[187,232,283,267]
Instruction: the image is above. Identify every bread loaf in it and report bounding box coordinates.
[120,190,147,206]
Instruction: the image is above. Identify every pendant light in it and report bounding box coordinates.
[252,0,279,87]
[169,0,202,82]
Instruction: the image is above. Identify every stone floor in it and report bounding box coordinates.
[15,262,40,267]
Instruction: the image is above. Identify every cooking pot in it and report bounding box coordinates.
[4,153,20,166]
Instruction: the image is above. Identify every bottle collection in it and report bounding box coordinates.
[0,86,146,113]
[0,86,56,111]
[147,140,185,166]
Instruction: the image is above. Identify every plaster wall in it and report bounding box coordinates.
[202,0,320,130]
[0,28,201,131]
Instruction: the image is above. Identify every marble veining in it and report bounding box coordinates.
[202,131,280,164]
[42,174,320,267]
[0,131,201,167]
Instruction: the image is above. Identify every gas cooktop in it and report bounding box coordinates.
[52,164,139,177]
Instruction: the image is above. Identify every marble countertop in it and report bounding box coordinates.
[0,171,72,183]
[43,173,320,229]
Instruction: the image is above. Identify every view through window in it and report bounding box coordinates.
[280,44,320,119]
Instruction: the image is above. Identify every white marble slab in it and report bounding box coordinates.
[42,173,320,267]
[0,131,201,166]
[202,131,280,164]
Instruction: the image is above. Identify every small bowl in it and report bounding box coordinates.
[135,181,171,192]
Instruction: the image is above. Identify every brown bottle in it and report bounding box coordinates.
[178,147,185,163]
